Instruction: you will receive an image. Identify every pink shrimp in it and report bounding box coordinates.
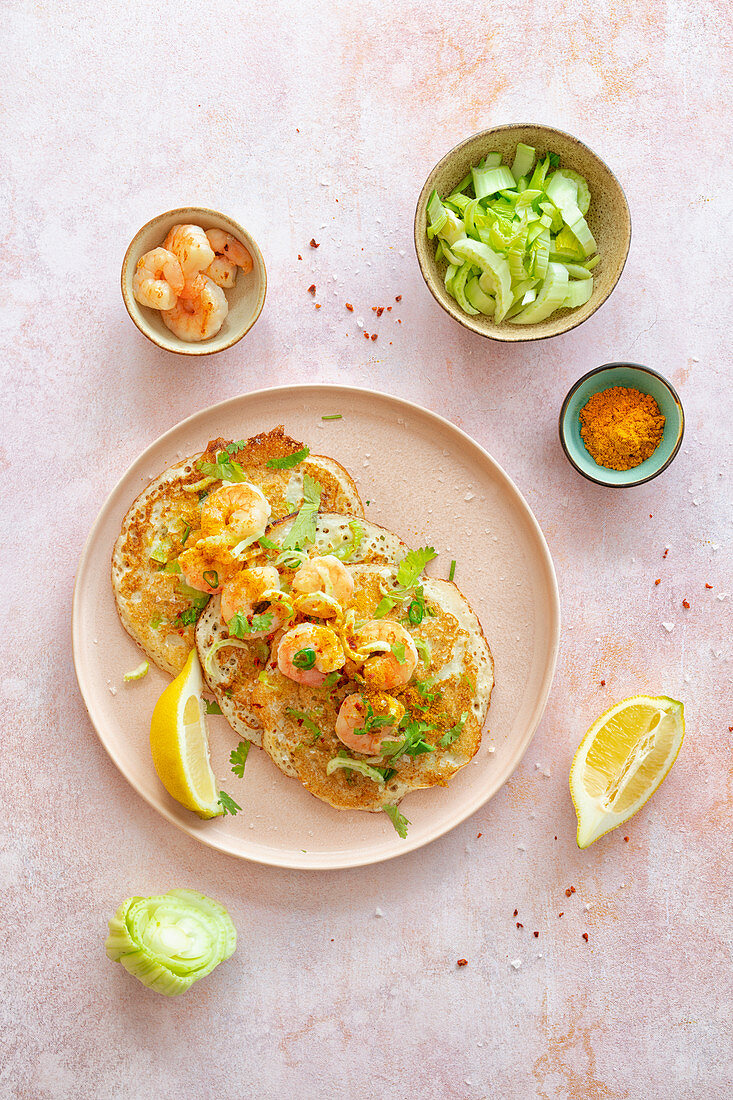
[163,224,216,279]
[292,555,354,606]
[335,692,404,756]
[276,623,345,687]
[132,248,184,310]
[357,620,418,690]
[205,228,253,273]
[220,566,288,638]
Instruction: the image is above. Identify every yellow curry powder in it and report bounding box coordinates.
[579,386,665,471]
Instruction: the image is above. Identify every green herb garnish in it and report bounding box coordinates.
[286,708,323,741]
[218,791,242,816]
[174,606,202,627]
[266,446,310,470]
[258,536,279,550]
[205,700,223,715]
[198,454,248,482]
[228,611,275,638]
[414,638,431,664]
[407,600,423,625]
[229,741,251,777]
[181,523,191,545]
[448,559,456,582]
[374,547,437,619]
[331,519,365,562]
[439,711,468,747]
[283,473,322,549]
[383,804,410,838]
[391,642,406,664]
[321,414,343,421]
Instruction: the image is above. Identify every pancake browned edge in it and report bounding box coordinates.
[195,514,411,747]
[253,563,494,812]
[111,427,364,676]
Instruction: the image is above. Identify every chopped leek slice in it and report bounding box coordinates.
[105,889,236,996]
[451,239,512,322]
[123,661,149,682]
[551,169,591,215]
[562,262,593,281]
[426,190,447,239]
[564,277,594,308]
[326,754,386,784]
[465,276,495,315]
[508,263,569,324]
[511,143,536,182]
[451,262,480,316]
[472,164,515,199]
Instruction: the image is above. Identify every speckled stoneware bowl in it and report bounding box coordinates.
[121,207,266,356]
[414,124,631,342]
[559,363,685,487]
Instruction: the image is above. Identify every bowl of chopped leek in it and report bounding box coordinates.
[414,124,631,341]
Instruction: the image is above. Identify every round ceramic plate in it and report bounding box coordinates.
[73,385,560,869]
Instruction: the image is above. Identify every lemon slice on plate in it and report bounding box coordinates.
[570,694,685,848]
[149,650,222,819]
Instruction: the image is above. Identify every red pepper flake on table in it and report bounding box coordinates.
[600,679,606,686]
[395,295,402,301]
[705,583,713,589]
[533,931,539,938]
[309,238,319,248]
[371,333,377,341]
[307,284,316,295]
[663,548,669,559]
[682,599,690,608]
[582,933,589,942]
[345,302,354,311]
[624,836,629,842]
[456,958,468,967]
[513,909,518,917]
[516,922,523,929]
[655,579,661,585]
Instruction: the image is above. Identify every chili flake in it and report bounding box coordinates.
[477,832,482,838]
[315,303,321,310]
[682,599,690,609]
[345,302,354,311]
[655,579,661,585]
[533,931,539,938]
[309,238,319,248]
[559,912,564,917]
[395,295,402,301]
[308,284,316,294]
[513,909,518,917]
[516,922,523,929]
[376,306,384,317]
[663,548,669,559]
[624,836,629,842]
[371,333,377,341]
[705,583,713,589]
[600,679,606,686]
[582,933,589,942]
[565,888,572,898]
[457,958,468,967]
[363,332,370,339]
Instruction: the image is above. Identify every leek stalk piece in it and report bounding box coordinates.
[511,143,536,182]
[451,238,513,322]
[508,263,569,324]
[105,889,236,996]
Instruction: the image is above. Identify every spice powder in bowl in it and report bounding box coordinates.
[579,387,665,471]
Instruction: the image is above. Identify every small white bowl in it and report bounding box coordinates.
[121,206,267,356]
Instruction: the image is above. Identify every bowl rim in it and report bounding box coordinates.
[558,361,685,487]
[120,205,267,356]
[413,122,632,343]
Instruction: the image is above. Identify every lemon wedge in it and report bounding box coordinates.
[570,694,685,848]
[149,649,222,818]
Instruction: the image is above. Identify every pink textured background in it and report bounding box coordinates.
[1,2,731,1098]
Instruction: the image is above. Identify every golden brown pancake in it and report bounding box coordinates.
[111,428,364,676]
[253,563,494,812]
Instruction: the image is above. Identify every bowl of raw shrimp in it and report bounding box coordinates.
[121,207,267,355]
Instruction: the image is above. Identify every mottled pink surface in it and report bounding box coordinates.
[1,3,731,1098]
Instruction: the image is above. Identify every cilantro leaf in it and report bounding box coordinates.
[266,446,310,470]
[258,535,279,550]
[225,440,247,455]
[439,711,468,748]
[391,642,406,664]
[286,708,323,741]
[218,791,242,816]
[383,804,410,839]
[373,594,398,620]
[228,611,275,638]
[229,740,251,777]
[414,638,431,664]
[205,700,223,715]
[283,474,322,549]
[198,454,248,482]
[382,716,436,758]
[395,546,437,589]
[174,606,202,627]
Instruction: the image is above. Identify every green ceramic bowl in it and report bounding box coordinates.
[559,363,684,487]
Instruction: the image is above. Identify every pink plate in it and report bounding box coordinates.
[72,385,560,868]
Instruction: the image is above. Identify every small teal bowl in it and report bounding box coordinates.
[559,363,684,487]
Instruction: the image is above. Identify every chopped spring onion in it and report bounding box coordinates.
[448,559,456,582]
[202,569,219,590]
[123,661,149,682]
[293,647,316,670]
[427,145,598,326]
[414,637,431,664]
[321,414,343,420]
[105,889,236,996]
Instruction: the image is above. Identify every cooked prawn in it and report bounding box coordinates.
[357,620,418,690]
[132,248,184,310]
[161,274,229,342]
[163,224,215,279]
[177,547,240,594]
[200,483,271,549]
[205,228,253,273]
[335,692,404,755]
[203,255,238,288]
[292,555,354,607]
[220,566,289,637]
[277,623,345,687]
